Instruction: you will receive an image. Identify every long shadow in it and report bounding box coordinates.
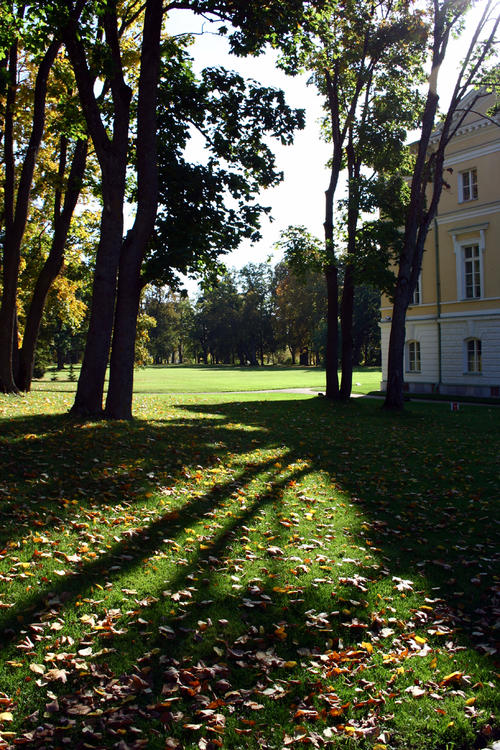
[180,397,499,642]
[0,406,275,548]
[1,395,499,749]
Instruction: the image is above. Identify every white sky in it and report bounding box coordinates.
[164,3,495,293]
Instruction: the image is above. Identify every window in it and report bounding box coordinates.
[459,168,478,202]
[464,244,481,298]
[407,341,421,372]
[451,225,487,301]
[466,338,482,373]
[411,274,422,305]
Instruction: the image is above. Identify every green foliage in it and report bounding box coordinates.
[145,45,304,287]
[134,312,156,368]
[276,226,325,275]
[273,260,327,364]
[142,286,194,365]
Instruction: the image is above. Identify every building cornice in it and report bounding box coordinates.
[430,115,499,145]
[435,202,500,226]
[443,139,500,167]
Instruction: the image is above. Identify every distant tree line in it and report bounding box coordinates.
[137,261,381,369]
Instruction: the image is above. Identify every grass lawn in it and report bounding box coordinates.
[0,391,498,749]
[31,364,383,395]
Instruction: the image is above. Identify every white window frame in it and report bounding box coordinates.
[451,227,486,301]
[410,273,422,305]
[463,244,481,299]
[464,338,482,374]
[458,168,478,202]
[406,341,421,373]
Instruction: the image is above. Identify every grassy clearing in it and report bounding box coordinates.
[0,391,498,749]
[31,364,382,395]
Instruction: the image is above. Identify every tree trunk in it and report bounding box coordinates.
[384,283,409,410]
[17,137,88,391]
[104,240,141,419]
[71,175,126,417]
[340,263,354,400]
[65,5,132,418]
[324,265,339,399]
[104,0,163,419]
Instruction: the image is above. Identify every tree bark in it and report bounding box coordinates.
[384,10,447,410]
[104,0,163,419]
[384,283,409,409]
[65,5,132,417]
[339,263,354,400]
[17,137,88,391]
[339,136,360,401]
[324,264,339,399]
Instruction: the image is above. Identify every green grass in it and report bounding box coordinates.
[0,390,498,749]
[32,363,383,395]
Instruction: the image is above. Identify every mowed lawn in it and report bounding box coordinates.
[0,390,498,749]
[31,364,383,395]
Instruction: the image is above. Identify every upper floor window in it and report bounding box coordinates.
[464,244,481,298]
[411,274,422,305]
[407,341,421,372]
[466,338,482,373]
[451,224,487,302]
[459,168,478,202]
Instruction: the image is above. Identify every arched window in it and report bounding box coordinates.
[406,341,421,372]
[466,338,482,373]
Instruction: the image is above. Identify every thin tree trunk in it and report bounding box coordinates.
[17,137,88,391]
[324,265,339,399]
[339,136,360,401]
[339,263,354,400]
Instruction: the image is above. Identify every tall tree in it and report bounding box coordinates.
[16,134,88,390]
[384,0,500,410]
[277,0,426,399]
[0,1,67,392]
[63,0,143,417]
[65,0,308,419]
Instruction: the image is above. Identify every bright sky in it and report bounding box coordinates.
[164,3,494,292]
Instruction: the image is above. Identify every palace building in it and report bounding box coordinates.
[380,91,500,398]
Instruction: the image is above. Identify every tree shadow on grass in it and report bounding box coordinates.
[1,395,498,749]
[179,397,499,643]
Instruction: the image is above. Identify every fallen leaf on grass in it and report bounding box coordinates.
[29,663,46,674]
[405,685,426,698]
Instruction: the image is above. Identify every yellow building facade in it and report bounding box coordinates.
[380,93,500,397]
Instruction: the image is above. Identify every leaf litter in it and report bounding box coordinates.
[0,392,498,748]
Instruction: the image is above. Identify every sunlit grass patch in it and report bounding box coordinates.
[0,391,498,749]
[30,363,382,394]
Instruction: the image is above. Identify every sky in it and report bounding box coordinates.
[164,3,494,293]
